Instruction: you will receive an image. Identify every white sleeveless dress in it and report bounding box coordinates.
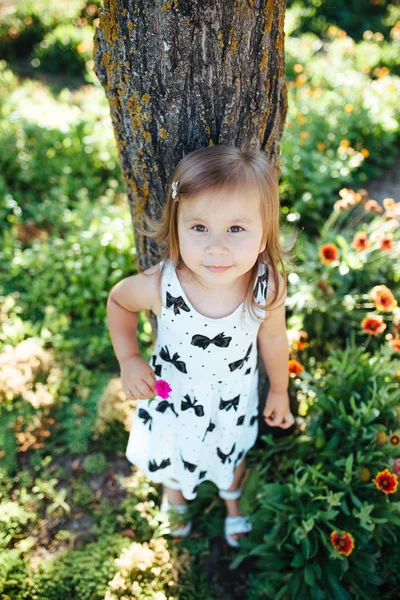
[126,258,269,500]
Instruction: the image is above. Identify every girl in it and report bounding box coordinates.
[107,145,295,548]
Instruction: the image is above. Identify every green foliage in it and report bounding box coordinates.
[0,63,123,237]
[33,23,95,79]
[0,0,96,61]
[0,500,37,549]
[31,534,126,600]
[286,0,400,41]
[0,549,31,600]
[83,452,110,474]
[58,374,110,454]
[233,340,400,599]
[286,194,400,358]
[282,32,400,234]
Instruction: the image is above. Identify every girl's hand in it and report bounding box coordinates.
[263,390,295,429]
[120,355,157,401]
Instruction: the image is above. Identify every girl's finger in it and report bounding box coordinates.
[144,380,157,396]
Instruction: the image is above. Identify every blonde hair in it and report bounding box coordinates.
[138,145,297,323]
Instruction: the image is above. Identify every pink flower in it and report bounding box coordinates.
[393,458,400,477]
[155,379,172,399]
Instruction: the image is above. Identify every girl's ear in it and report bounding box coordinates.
[259,241,266,254]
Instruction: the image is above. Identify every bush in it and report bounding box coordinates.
[286,0,400,41]
[0,62,123,238]
[236,340,400,599]
[0,0,86,60]
[281,31,400,234]
[286,188,400,359]
[33,23,95,79]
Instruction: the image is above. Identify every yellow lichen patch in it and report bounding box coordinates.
[217,32,223,40]
[161,1,172,10]
[260,48,268,72]
[127,22,134,31]
[142,93,151,105]
[230,29,237,53]
[159,128,168,139]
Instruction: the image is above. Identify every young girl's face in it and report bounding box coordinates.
[177,186,266,286]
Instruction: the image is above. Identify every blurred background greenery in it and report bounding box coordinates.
[1,1,400,599]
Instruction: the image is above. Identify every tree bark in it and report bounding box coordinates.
[94,0,290,439]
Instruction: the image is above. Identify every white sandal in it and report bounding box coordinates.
[160,477,192,538]
[159,499,192,537]
[218,487,252,548]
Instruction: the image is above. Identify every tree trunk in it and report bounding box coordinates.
[94,0,289,439]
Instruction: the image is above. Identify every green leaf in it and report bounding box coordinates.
[304,565,316,586]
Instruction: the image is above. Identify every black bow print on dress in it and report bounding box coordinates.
[181,394,205,417]
[234,449,245,468]
[254,267,269,300]
[228,343,252,372]
[159,346,187,373]
[202,420,216,442]
[191,331,232,350]
[148,458,171,472]
[236,415,245,426]
[250,414,258,426]
[138,408,153,430]
[219,394,240,412]
[166,291,191,315]
[181,452,197,472]
[217,442,236,464]
[156,400,178,417]
[151,355,162,377]
[198,470,207,479]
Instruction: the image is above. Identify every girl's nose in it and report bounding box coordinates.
[205,232,229,254]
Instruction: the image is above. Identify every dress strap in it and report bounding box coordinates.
[254,262,269,304]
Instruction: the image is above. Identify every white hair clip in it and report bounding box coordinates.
[171,180,180,200]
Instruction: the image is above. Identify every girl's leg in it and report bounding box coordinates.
[222,457,248,541]
[162,480,187,505]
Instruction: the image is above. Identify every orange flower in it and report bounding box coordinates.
[288,359,304,377]
[334,199,349,212]
[361,315,386,336]
[383,197,395,210]
[338,188,362,206]
[352,232,371,250]
[319,243,339,263]
[390,433,400,446]
[364,199,383,214]
[370,285,397,312]
[330,530,355,556]
[372,468,398,494]
[317,143,326,152]
[389,336,400,352]
[291,330,309,351]
[378,233,394,251]
[360,148,369,158]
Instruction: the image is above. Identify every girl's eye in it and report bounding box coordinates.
[191,225,244,233]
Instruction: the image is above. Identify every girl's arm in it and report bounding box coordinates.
[257,272,294,429]
[257,271,289,392]
[107,263,160,365]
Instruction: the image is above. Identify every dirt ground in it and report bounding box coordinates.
[364,158,400,206]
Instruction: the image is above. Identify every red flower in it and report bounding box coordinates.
[370,285,397,312]
[372,468,398,494]
[352,232,371,250]
[389,336,400,352]
[319,243,339,263]
[288,359,304,377]
[155,379,172,399]
[361,315,386,336]
[390,433,400,446]
[330,530,355,556]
